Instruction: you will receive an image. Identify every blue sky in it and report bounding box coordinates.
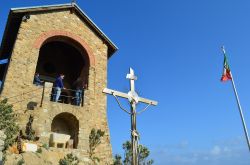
[1,0,250,164]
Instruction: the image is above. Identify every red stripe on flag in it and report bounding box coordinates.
[221,69,232,82]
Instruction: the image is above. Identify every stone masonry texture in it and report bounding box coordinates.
[0,9,113,164]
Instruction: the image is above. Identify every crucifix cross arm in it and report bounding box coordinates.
[103,88,158,106]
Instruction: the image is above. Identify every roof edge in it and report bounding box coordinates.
[11,3,73,12]
[10,3,118,57]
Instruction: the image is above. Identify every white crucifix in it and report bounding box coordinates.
[103,68,158,165]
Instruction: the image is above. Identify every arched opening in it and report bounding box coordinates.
[34,36,90,105]
[51,112,79,149]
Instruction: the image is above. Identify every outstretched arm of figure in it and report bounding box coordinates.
[136,102,152,115]
[112,92,132,115]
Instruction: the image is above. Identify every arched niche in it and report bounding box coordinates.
[51,112,79,149]
[35,36,90,86]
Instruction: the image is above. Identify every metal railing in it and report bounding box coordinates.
[1,83,85,109]
[40,85,85,107]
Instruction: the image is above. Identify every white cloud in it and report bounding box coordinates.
[179,140,189,149]
[210,145,221,155]
[151,137,250,165]
[223,146,231,152]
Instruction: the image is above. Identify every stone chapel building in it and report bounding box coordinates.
[0,2,117,163]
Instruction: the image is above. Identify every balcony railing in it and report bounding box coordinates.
[1,82,85,111]
[40,83,85,107]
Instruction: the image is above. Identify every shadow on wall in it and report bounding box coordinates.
[27,101,38,110]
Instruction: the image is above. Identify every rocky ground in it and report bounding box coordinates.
[0,130,6,165]
[4,148,92,165]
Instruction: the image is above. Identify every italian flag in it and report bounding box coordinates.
[221,51,232,82]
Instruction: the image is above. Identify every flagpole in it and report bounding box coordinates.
[230,73,250,151]
[222,47,250,151]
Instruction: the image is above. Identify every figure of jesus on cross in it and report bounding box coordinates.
[103,68,158,165]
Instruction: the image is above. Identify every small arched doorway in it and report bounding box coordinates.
[34,36,90,104]
[51,112,79,148]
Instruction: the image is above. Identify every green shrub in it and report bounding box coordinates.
[89,128,105,163]
[113,154,122,165]
[17,158,25,165]
[42,143,49,150]
[25,115,36,141]
[59,153,79,165]
[36,147,42,153]
[0,99,19,150]
[113,141,154,165]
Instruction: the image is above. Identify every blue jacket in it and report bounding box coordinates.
[55,76,64,89]
[34,75,42,85]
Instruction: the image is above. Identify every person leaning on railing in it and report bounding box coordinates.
[33,73,44,86]
[52,74,65,102]
[73,77,87,106]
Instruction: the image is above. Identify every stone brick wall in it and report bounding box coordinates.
[0,9,112,164]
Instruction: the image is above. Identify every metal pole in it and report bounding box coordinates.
[131,103,135,165]
[81,89,84,107]
[131,101,138,165]
[40,83,45,107]
[230,73,250,151]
